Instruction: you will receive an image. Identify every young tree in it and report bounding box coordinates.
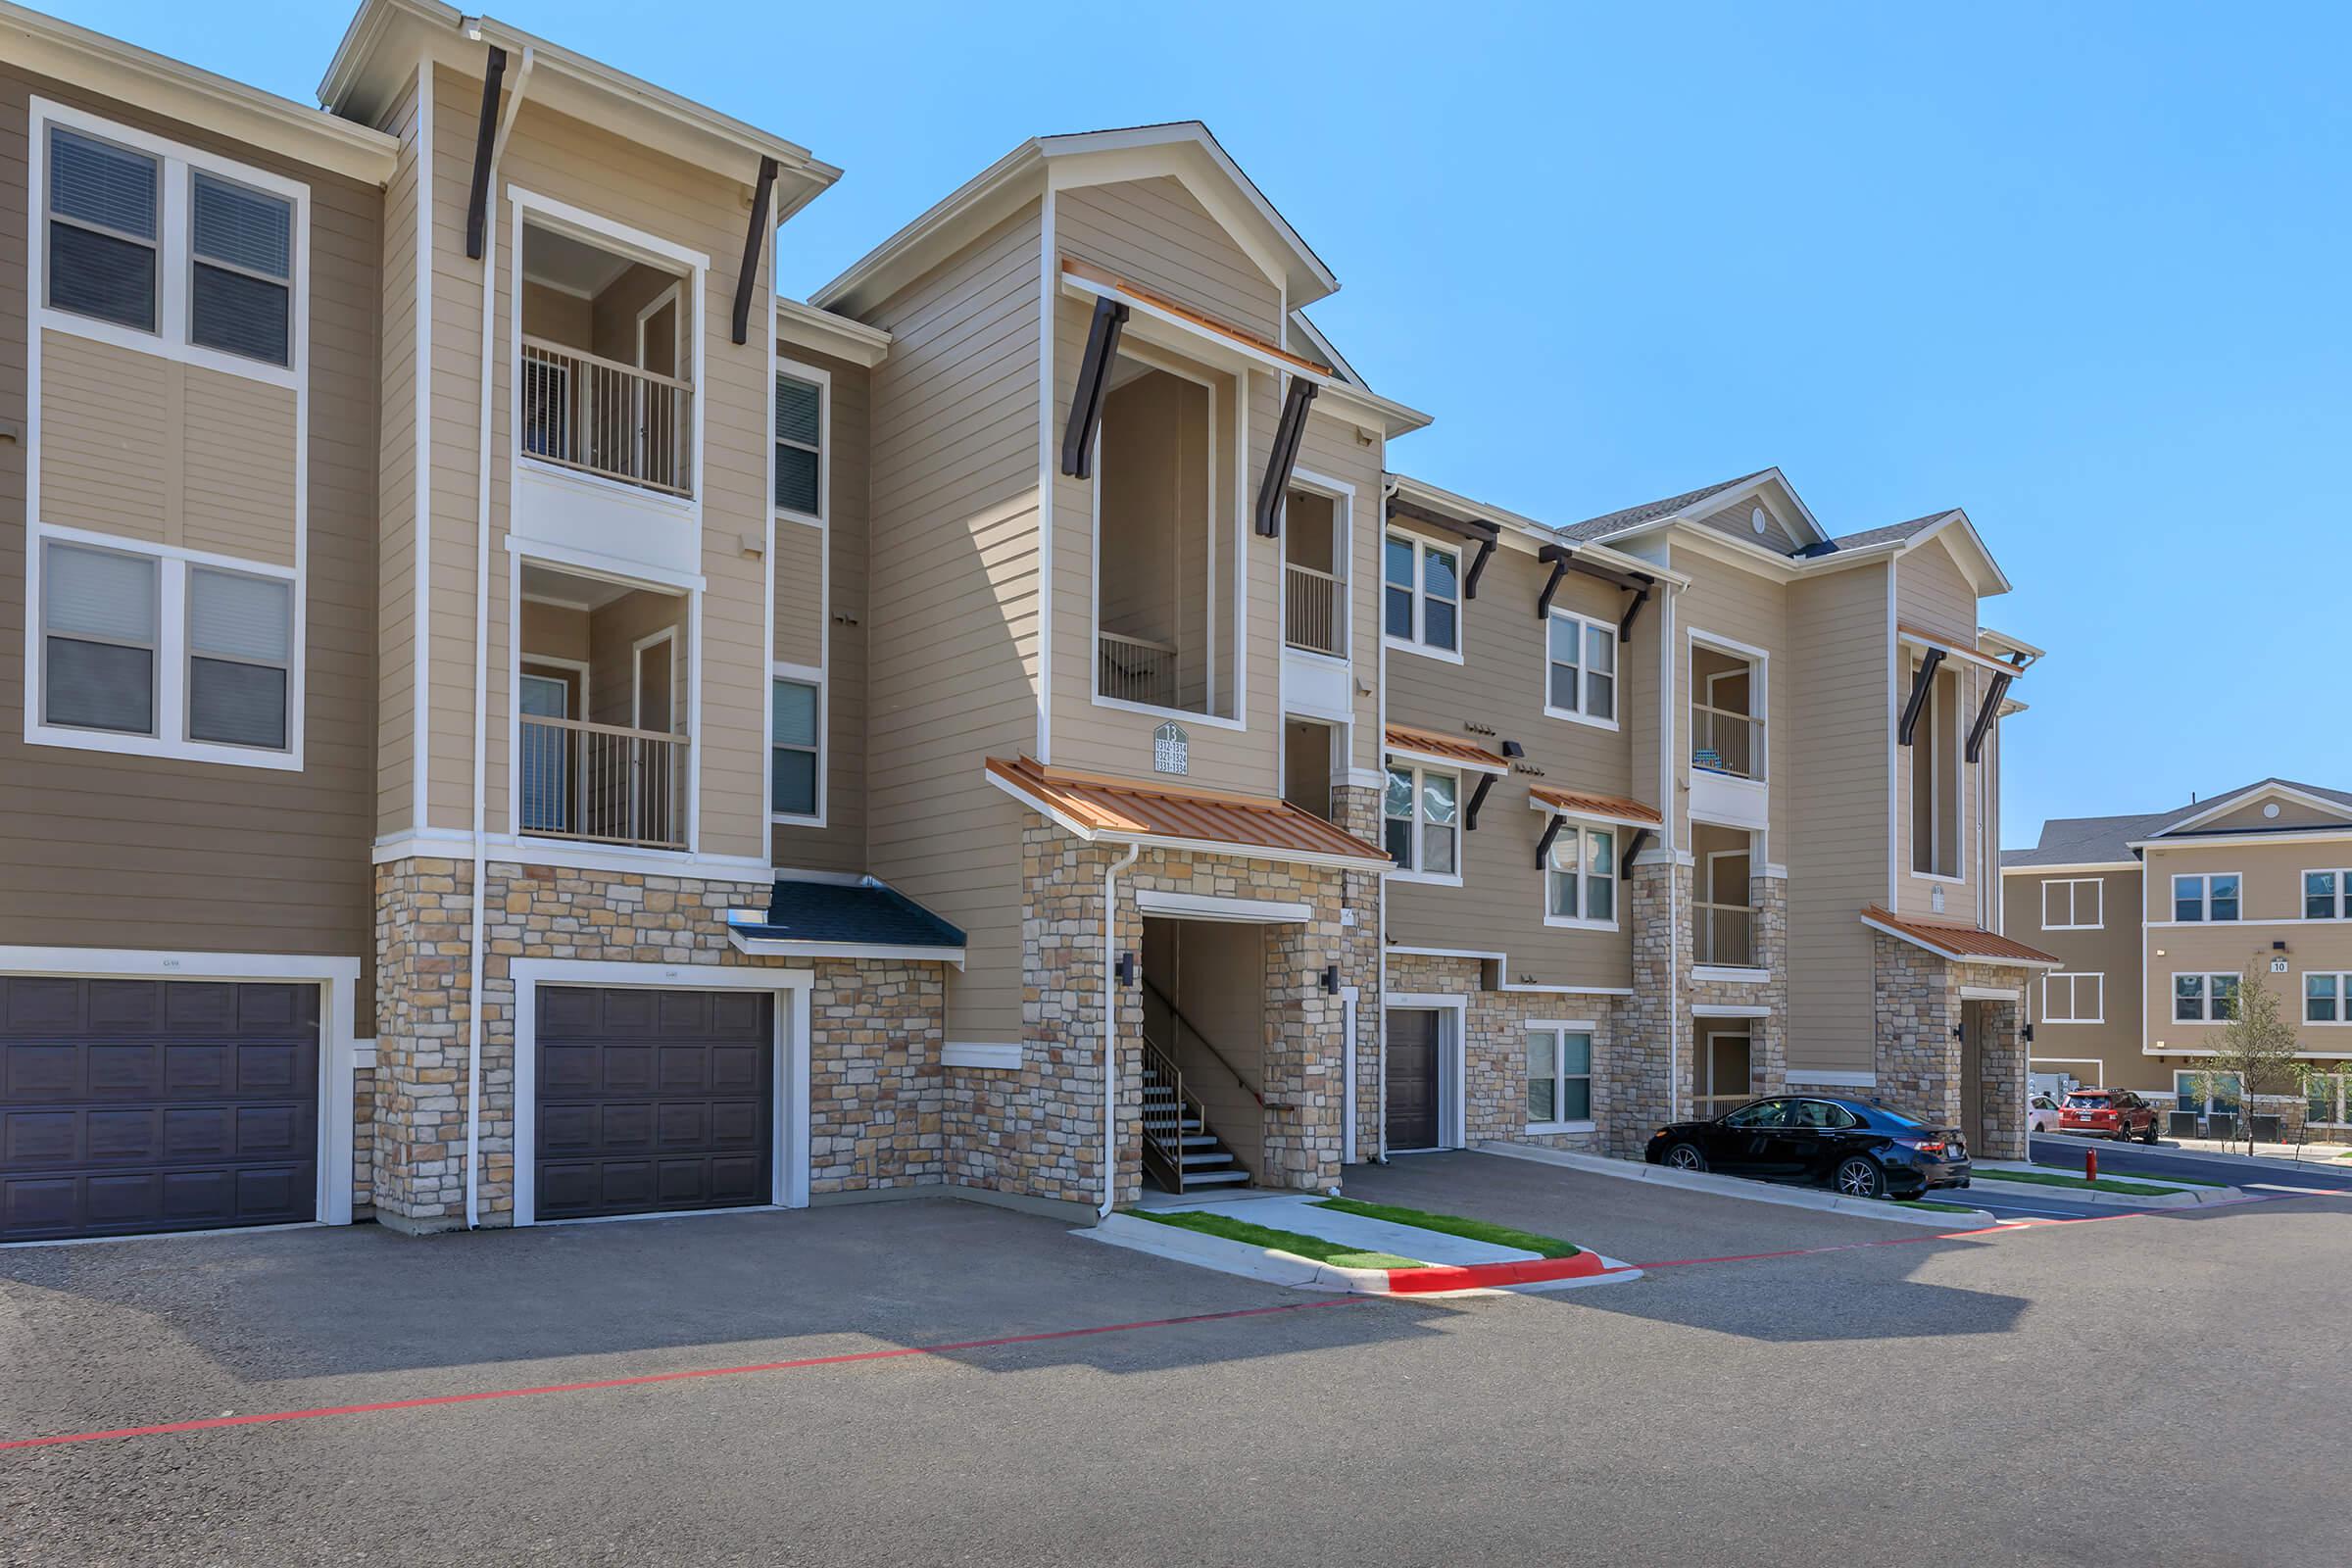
[2193,966,2303,1155]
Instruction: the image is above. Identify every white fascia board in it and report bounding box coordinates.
[2128,825,2352,852]
[1897,510,2012,599]
[724,929,965,967]
[1858,913,2064,969]
[1896,626,2024,678]
[2000,860,2137,876]
[1134,890,1313,924]
[1317,378,1434,439]
[1388,743,1506,778]
[2154,782,2352,837]
[774,298,891,367]
[812,140,1044,314]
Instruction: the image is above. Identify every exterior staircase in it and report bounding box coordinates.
[1139,1042,1250,1193]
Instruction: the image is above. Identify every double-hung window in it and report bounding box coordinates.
[186,567,292,749]
[2041,877,2102,929]
[2305,972,2352,1024]
[769,672,821,820]
[1544,610,1616,725]
[1383,534,1459,656]
[2173,1069,2242,1115]
[2304,870,2351,920]
[2173,972,2239,1022]
[2172,873,2239,922]
[1384,763,1458,878]
[1526,1025,1593,1128]
[41,542,158,735]
[46,126,159,333]
[1544,822,1618,927]
[774,371,824,519]
[188,172,293,366]
[2041,972,2103,1024]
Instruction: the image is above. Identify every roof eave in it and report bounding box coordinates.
[775,297,892,368]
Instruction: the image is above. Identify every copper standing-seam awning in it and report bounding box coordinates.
[985,756,1391,867]
[1526,785,1664,827]
[1383,724,1509,775]
[1860,906,2063,968]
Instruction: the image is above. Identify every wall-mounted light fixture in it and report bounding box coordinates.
[1501,740,1525,759]
[1115,953,1138,988]
[2022,1024,2035,1045]
[1950,1022,1966,1040]
[1321,964,1341,995]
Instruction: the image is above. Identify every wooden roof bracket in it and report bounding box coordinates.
[1620,825,1652,879]
[730,156,780,346]
[1535,545,1655,641]
[463,45,509,261]
[1462,537,1495,599]
[1534,811,1564,870]
[1388,497,1500,600]
[1059,296,1130,478]
[1617,584,1651,644]
[1535,559,1569,619]
[1966,671,2012,762]
[1253,377,1317,537]
[1897,647,1945,746]
[1464,772,1495,832]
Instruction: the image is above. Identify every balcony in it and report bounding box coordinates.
[1694,899,1753,966]
[1284,564,1342,658]
[1690,702,1763,780]
[520,337,692,498]
[1690,641,1767,830]
[517,715,689,851]
[1693,822,1762,972]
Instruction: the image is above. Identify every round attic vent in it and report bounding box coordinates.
[1750,507,1768,536]
[2265,803,2281,818]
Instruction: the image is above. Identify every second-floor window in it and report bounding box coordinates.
[2173,873,2240,922]
[1544,822,1618,927]
[774,371,824,519]
[2173,972,2239,1022]
[1384,763,1457,878]
[2305,870,2351,920]
[1384,533,1459,657]
[2041,972,2103,1024]
[1545,610,1615,725]
[2305,972,2352,1024]
[2041,877,2102,929]
[770,674,821,820]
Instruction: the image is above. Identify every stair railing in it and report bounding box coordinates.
[1139,1029,1200,1194]
[1141,977,1264,1108]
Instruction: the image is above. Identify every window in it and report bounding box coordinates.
[769,675,820,819]
[2306,972,2352,1024]
[1544,611,1616,725]
[1384,763,1457,879]
[2305,870,2352,920]
[46,125,158,332]
[2173,972,2239,1022]
[2306,1073,2349,1127]
[188,172,292,366]
[41,541,157,735]
[186,566,291,749]
[1383,533,1458,656]
[2042,972,2104,1024]
[1909,661,1962,877]
[2041,877,2102,930]
[2173,873,2240,922]
[1526,1026,1593,1127]
[2174,1069,2242,1115]
[1544,822,1619,927]
[774,371,823,518]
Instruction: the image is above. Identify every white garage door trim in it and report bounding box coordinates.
[0,946,362,1230]
[510,958,814,1228]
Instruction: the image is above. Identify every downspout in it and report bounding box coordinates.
[1661,579,1681,1123]
[1100,842,1143,1218]
[464,42,533,1231]
[1375,472,1398,1163]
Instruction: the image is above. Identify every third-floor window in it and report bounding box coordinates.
[1384,533,1459,658]
[2173,873,2240,922]
[1545,610,1616,726]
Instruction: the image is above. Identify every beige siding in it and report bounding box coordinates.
[1691,493,1804,554]
[374,69,422,835]
[1783,560,1891,1072]
[772,521,823,667]
[1670,551,1788,850]
[0,67,380,1004]
[2005,866,2143,1065]
[180,365,300,565]
[1055,176,1281,341]
[36,331,170,541]
[1384,536,1637,992]
[1897,533,1976,642]
[860,202,1044,1041]
[2197,795,2352,833]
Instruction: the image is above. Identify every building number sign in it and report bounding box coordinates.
[1153,721,1190,776]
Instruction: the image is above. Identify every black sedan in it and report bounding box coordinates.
[1642,1096,1971,1200]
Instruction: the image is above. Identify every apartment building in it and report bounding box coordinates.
[2004,779,2352,1139]
[0,0,2051,1246]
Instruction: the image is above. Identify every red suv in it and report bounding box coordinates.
[2058,1088,2159,1143]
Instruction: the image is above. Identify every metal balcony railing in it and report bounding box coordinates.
[519,335,694,498]
[1691,702,1765,780]
[517,714,689,851]
[1098,630,1179,709]
[1283,563,1343,658]
[1694,900,1756,967]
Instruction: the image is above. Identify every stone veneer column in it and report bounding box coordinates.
[372,858,472,1232]
[1871,930,1960,1126]
[1607,857,1689,1156]
[1959,961,2027,1161]
[1331,782,1386,1165]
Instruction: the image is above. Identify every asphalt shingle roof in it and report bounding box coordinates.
[2001,779,2352,868]
[729,878,967,949]
[1556,471,1770,543]
[1828,513,1951,551]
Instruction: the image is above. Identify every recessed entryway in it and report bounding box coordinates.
[1383,1000,1465,1153]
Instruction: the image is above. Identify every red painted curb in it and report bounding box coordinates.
[1380,1250,1610,1294]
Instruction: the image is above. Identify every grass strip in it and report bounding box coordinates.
[1980,1168,2193,1196]
[1906,1200,1982,1214]
[1311,1197,1580,1258]
[1131,1208,1426,1270]
[2032,1161,2225,1187]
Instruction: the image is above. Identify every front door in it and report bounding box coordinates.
[1386,1008,1442,1151]
[518,672,570,834]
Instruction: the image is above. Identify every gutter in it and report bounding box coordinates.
[1101,843,1142,1218]
[463,43,532,1232]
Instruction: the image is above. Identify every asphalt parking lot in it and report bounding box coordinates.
[3,1162,2346,1566]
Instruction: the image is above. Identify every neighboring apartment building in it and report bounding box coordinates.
[0,0,2051,1246]
[2004,779,2352,1140]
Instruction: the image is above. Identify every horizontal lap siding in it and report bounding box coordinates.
[1386,537,1636,991]
[863,205,1043,1041]
[0,68,379,1000]
[1691,494,1805,555]
[374,71,421,833]
[2004,866,2142,1061]
[1055,176,1281,341]
[36,332,170,540]
[1784,562,1889,1073]
[1672,554,1788,850]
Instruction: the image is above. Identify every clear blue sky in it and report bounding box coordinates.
[56,1,2352,846]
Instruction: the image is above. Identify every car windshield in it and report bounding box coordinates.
[2066,1094,2110,1107]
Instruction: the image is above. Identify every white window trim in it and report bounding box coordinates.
[768,659,826,827]
[28,98,309,390]
[1542,819,1624,932]
[773,356,830,530]
[1544,608,1620,731]
[2041,971,2104,1025]
[2170,1069,2246,1116]
[1281,466,1351,664]
[2303,868,2352,921]
[25,527,303,771]
[2171,871,2244,922]
[2301,970,2352,1027]
[1384,760,1463,887]
[2041,876,2103,930]
[2170,970,2240,1023]
[1524,1018,1598,1133]
[1383,530,1464,663]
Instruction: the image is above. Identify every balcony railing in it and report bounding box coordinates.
[519,336,694,498]
[1694,900,1756,967]
[1098,630,1178,709]
[1691,702,1764,781]
[1284,564,1343,658]
[517,714,689,851]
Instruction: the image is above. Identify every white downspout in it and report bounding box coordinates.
[1100,841,1142,1218]
[1660,578,1682,1123]
[464,43,533,1231]
[1375,472,1398,1162]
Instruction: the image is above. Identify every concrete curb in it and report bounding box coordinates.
[1968,1170,2241,1208]
[2035,1132,2352,1182]
[1082,1211,1642,1296]
[1470,1141,2000,1229]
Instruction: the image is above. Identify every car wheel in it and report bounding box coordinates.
[1663,1143,1709,1173]
[1833,1156,1885,1200]
[2141,1119,2160,1145]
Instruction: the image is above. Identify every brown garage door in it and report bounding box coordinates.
[535,986,773,1221]
[0,978,319,1243]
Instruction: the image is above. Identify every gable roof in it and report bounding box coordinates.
[1829,513,1951,551]
[2002,778,2352,868]
[1556,471,1773,543]
[985,756,1390,868]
